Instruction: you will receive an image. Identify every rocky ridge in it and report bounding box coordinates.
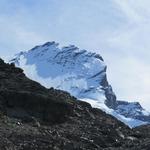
[0,58,150,149]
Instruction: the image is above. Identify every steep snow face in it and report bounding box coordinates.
[10,41,150,127]
[10,42,110,104]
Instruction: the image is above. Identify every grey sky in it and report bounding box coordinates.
[0,0,150,110]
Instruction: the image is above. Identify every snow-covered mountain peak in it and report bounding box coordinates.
[10,41,150,127]
[10,42,107,102]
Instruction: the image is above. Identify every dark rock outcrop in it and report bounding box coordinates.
[0,58,75,124]
[0,58,150,150]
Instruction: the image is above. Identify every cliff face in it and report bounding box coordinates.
[0,58,75,124]
[10,41,150,127]
[0,58,150,150]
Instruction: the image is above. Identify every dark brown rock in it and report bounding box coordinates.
[0,58,149,150]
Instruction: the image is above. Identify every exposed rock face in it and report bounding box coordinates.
[0,58,150,149]
[116,101,150,122]
[10,41,150,126]
[0,58,75,124]
[133,125,150,150]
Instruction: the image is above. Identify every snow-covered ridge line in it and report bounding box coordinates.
[10,41,150,127]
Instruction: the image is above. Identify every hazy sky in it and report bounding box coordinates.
[1,0,150,110]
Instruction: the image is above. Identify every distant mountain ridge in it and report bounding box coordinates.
[10,41,150,127]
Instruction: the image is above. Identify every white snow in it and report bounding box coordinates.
[111,111,148,128]
[80,98,147,128]
[142,110,150,116]
[11,42,106,102]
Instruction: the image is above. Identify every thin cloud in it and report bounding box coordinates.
[113,0,143,23]
[0,0,150,110]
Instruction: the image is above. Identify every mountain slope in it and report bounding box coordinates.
[10,41,150,127]
[0,58,75,124]
[0,58,150,149]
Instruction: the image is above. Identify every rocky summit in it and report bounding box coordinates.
[10,41,150,127]
[0,58,149,149]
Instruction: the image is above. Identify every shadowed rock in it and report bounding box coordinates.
[0,58,75,124]
[0,58,150,150]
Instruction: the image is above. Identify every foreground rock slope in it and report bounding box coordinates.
[0,58,150,149]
